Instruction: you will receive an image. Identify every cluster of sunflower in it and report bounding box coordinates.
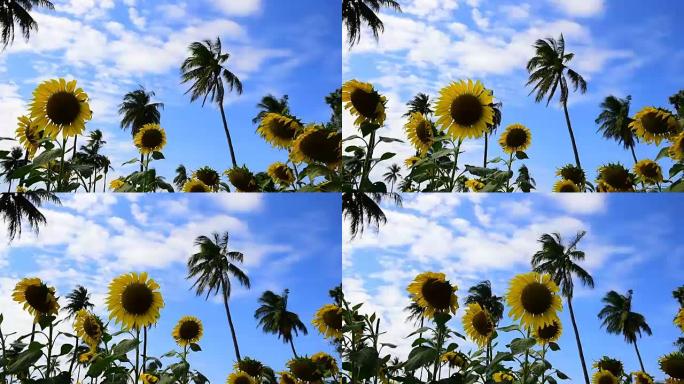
[342,79,534,193]
[656,294,684,384]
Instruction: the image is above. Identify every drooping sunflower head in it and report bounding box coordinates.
[78,349,96,364]
[407,272,458,319]
[405,112,434,155]
[192,167,221,189]
[435,79,494,140]
[235,357,265,378]
[441,351,466,369]
[660,352,684,380]
[404,156,421,168]
[592,370,619,384]
[465,179,485,192]
[669,132,684,161]
[182,179,212,193]
[342,80,387,126]
[632,371,654,384]
[12,277,59,321]
[287,357,323,382]
[312,304,342,339]
[225,167,259,192]
[291,125,341,168]
[665,378,684,384]
[506,272,562,330]
[134,124,167,155]
[553,179,580,193]
[172,316,203,347]
[593,357,624,378]
[675,308,684,332]
[74,309,103,348]
[30,78,92,138]
[492,371,514,383]
[267,162,295,186]
[258,113,302,148]
[110,177,126,191]
[16,115,43,159]
[278,371,299,384]
[462,303,494,347]
[106,272,164,330]
[597,163,635,192]
[140,373,159,384]
[227,371,257,384]
[534,319,562,345]
[630,107,680,145]
[557,164,586,187]
[311,352,338,376]
[499,123,532,154]
[634,159,663,185]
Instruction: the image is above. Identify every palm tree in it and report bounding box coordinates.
[404,301,426,379]
[118,87,164,171]
[64,286,94,374]
[670,90,684,118]
[403,93,433,117]
[483,101,503,168]
[187,232,250,361]
[342,191,401,238]
[342,0,401,47]
[383,164,401,193]
[465,281,504,364]
[325,89,342,131]
[1,147,27,192]
[526,34,587,170]
[0,0,54,48]
[598,290,652,371]
[531,231,594,384]
[596,95,638,163]
[673,286,684,307]
[181,37,243,168]
[0,191,60,241]
[252,94,290,124]
[173,164,189,190]
[254,289,308,357]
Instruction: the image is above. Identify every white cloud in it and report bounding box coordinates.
[214,194,264,212]
[549,194,607,215]
[549,0,605,17]
[210,0,262,16]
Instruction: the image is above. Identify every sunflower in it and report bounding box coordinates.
[666,379,684,384]
[462,303,493,347]
[12,277,59,320]
[592,370,618,384]
[278,372,299,384]
[267,162,295,186]
[110,178,126,191]
[534,319,562,345]
[499,123,532,154]
[258,113,301,148]
[597,163,635,192]
[404,156,421,168]
[660,352,684,379]
[106,272,164,330]
[557,164,586,187]
[441,351,465,369]
[312,304,342,339]
[192,167,221,189]
[593,357,624,378]
[311,352,338,375]
[140,373,159,384]
[227,372,257,384]
[182,179,212,193]
[235,357,265,378]
[225,167,259,192]
[291,125,341,168]
[506,272,562,330]
[16,186,28,193]
[78,349,95,364]
[172,316,203,347]
[630,107,680,145]
[553,179,580,193]
[407,272,458,319]
[287,357,323,382]
[669,132,684,161]
[676,308,684,332]
[633,159,663,185]
[30,78,92,138]
[342,80,387,126]
[435,79,494,140]
[465,179,485,192]
[134,124,166,155]
[492,371,514,383]
[405,112,434,155]
[16,115,43,159]
[632,371,654,384]
[74,309,103,348]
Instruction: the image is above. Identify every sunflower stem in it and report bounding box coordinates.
[449,139,463,191]
[134,328,140,384]
[506,152,514,192]
[69,337,79,376]
[58,137,67,191]
[432,323,445,381]
[142,327,148,375]
[46,322,54,377]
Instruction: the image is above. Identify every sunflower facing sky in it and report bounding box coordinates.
[435,79,494,140]
[593,356,624,378]
[258,113,302,149]
[312,304,342,340]
[634,159,664,185]
[74,309,103,348]
[597,163,636,192]
[533,319,562,345]
[29,78,92,138]
[172,316,204,347]
[12,277,60,321]
[462,303,494,347]
[267,162,296,186]
[291,125,341,168]
[342,80,387,126]
[506,272,562,330]
[134,123,167,155]
[499,123,532,154]
[592,370,619,384]
[630,107,680,145]
[405,112,434,155]
[106,272,164,330]
[553,179,581,193]
[182,179,212,193]
[407,272,458,318]
[227,371,257,384]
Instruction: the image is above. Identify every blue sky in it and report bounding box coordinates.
[344,193,684,381]
[0,193,341,382]
[343,0,684,190]
[0,0,341,182]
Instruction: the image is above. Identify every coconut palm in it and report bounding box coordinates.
[119,87,164,171]
[673,286,684,307]
[1,147,27,192]
[173,164,189,190]
[181,37,243,168]
[187,232,250,361]
[0,191,60,241]
[64,285,94,374]
[252,94,290,124]
[465,281,504,364]
[598,290,652,372]
[343,0,401,47]
[403,93,433,118]
[526,34,587,170]
[0,0,54,48]
[383,164,401,193]
[483,101,503,168]
[596,95,638,163]
[670,90,684,117]
[531,231,594,384]
[342,191,401,238]
[326,89,342,131]
[404,301,426,379]
[254,289,308,358]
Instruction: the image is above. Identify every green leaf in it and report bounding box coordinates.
[360,122,381,137]
[548,342,560,351]
[404,346,437,371]
[378,152,396,161]
[498,324,519,332]
[152,151,165,160]
[378,136,405,144]
[656,146,671,160]
[515,151,529,160]
[509,337,536,354]
[555,370,570,380]
[59,343,74,355]
[189,343,202,352]
[112,339,139,356]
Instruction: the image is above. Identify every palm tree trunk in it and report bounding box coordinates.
[140,154,144,173]
[634,340,645,372]
[567,297,590,384]
[289,338,298,358]
[630,145,638,164]
[483,133,489,168]
[218,101,238,168]
[222,286,242,361]
[562,101,582,170]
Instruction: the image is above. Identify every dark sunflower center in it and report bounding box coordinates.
[472,311,493,336]
[234,376,252,384]
[240,362,263,377]
[273,166,291,182]
[300,131,341,165]
[560,168,585,185]
[281,375,296,384]
[678,138,684,151]
[323,310,342,330]
[121,283,154,315]
[291,362,320,381]
[559,182,578,193]
[602,168,630,189]
[229,171,258,192]
[141,129,163,149]
[641,112,670,135]
[662,356,684,379]
[420,278,453,310]
[598,374,615,384]
[25,284,52,313]
[416,121,432,144]
[271,120,297,140]
[639,163,660,178]
[450,94,483,126]
[188,183,208,192]
[46,92,81,125]
[598,361,622,377]
[505,128,528,148]
[537,323,559,340]
[634,375,648,384]
[179,321,200,340]
[350,89,381,118]
[83,317,101,338]
[196,171,219,186]
[520,282,552,315]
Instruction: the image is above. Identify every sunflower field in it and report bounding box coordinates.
[0,273,341,384]
[340,271,684,384]
[341,78,684,193]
